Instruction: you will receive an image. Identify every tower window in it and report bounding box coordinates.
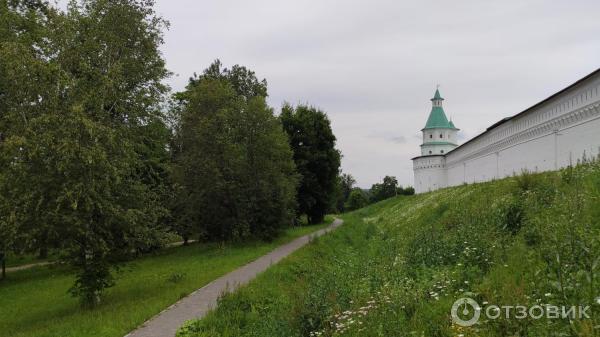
[439,134,443,138]
[441,150,444,153]
[428,150,432,154]
[429,134,432,139]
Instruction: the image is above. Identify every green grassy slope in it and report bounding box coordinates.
[0,220,331,337]
[179,164,600,337]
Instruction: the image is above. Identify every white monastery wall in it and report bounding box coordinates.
[414,70,600,193]
[413,156,446,192]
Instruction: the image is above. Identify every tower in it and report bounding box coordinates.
[412,88,460,193]
[420,88,459,155]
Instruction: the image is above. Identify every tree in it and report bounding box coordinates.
[133,117,174,252]
[397,185,415,196]
[346,188,368,211]
[340,173,356,200]
[189,59,268,100]
[370,176,399,203]
[0,0,171,306]
[280,104,341,224]
[0,0,61,259]
[334,172,356,212]
[173,61,298,241]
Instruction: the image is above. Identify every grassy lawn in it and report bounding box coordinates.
[0,217,333,337]
[178,164,600,337]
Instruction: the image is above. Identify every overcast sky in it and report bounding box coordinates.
[58,0,600,187]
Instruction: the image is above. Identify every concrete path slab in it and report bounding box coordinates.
[125,218,343,337]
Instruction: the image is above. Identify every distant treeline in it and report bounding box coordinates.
[336,174,415,212]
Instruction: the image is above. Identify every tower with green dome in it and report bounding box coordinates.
[420,88,459,156]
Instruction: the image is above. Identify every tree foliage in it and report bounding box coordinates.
[345,188,368,211]
[0,0,171,306]
[369,176,399,203]
[280,104,341,224]
[172,61,298,241]
[397,185,415,196]
[369,176,414,203]
[340,173,356,201]
[334,172,356,212]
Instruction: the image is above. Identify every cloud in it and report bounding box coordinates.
[389,136,407,144]
[54,0,600,187]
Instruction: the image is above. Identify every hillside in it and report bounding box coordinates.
[178,162,600,337]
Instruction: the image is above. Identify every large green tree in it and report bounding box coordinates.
[0,0,171,305]
[280,104,341,224]
[173,61,298,241]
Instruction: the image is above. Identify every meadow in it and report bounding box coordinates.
[178,163,600,337]
[0,220,331,337]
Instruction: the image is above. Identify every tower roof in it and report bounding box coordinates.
[423,88,458,130]
[431,88,444,101]
[424,106,453,129]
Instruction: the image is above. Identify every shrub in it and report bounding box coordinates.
[345,188,369,211]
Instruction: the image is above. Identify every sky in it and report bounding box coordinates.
[57,0,600,188]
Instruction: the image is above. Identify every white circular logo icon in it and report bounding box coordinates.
[451,297,481,327]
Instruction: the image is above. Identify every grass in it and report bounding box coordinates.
[0,216,333,337]
[178,163,600,337]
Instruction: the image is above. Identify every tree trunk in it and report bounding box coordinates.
[1,252,5,280]
[38,229,49,259]
[309,213,324,225]
[38,246,48,259]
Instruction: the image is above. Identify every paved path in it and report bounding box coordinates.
[5,240,197,274]
[125,218,344,337]
[5,261,56,273]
